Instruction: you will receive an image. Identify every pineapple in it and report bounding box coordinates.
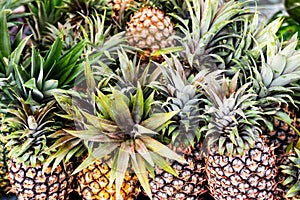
[4,99,74,200]
[201,73,278,200]
[148,55,209,199]
[76,156,140,200]
[95,49,162,94]
[277,148,300,199]
[149,145,207,200]
[251,34,300,154]
[44,62,185,200]
[126,6,175,59]
[1,18,86,198]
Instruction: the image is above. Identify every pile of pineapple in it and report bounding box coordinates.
[1,0,300,199]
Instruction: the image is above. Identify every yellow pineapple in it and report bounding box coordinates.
[45,63,185,199]
[76,157,139,199]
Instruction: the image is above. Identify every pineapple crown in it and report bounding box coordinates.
[246,33,300,131]
[280,148,300,198]
[155,54,208,147]
[95,50,162,95]
[46,84,184,200]
[26,0,67,48]
[4,98,65,167]
[251,34,300,103]
[201,72,263,156]
[174,0,249,71]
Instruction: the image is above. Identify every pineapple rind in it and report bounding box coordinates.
[8,159,73,200]
[0,140,10,196]
[77,159,140,200]
[126,7,175,56]
[150,145,208,200]
[206,140,277,200]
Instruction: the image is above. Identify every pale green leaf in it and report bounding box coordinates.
[141,110,178,131]
[135,138,154,166]
[63,129,117,142]
[111,88,134,128]
[131,154,152,199]
[261,63,273,87]
[149,151,178,176]
[112,142,130,200]
[132,83,144,124]
[141,135,185,163]
[73,143,119,175]
[270,54,286,79]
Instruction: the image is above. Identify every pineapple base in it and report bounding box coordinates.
[76,160,140,200]
[149,145,208,200]
[8,159,73,200]
[206,141,278,200]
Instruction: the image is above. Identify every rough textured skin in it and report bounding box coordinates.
[149,144,208,200]
[77,159,140,200]
[0,140,10,196]
[126,7,174,57]
[8,160,73,200]
[206,141,278,200]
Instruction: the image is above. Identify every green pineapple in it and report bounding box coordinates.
[4,98,74,199]
[45,11,126,78]
[1,18,86,198]
[148,55,209,199]
[201,73,278,199]
[11,35,86,105]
